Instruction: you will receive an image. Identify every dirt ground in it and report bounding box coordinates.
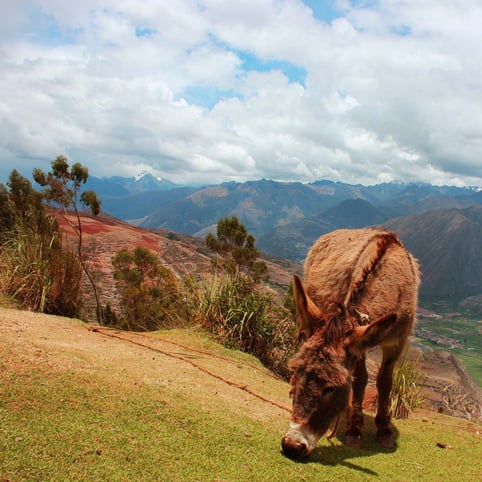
[0,308,291,424]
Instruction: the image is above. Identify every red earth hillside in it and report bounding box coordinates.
[54,209,298,321]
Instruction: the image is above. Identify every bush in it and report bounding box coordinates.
[0,228,82,316]
[189,273,296,377]
[440,381,481,421]
[0,169,82,317]
[390,351,426,419]
[111,247,182,331]
[205,216,268,282]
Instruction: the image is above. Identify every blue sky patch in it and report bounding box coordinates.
[302,0,340,23]
[135,27,157,38]
[28,6,80,45]
[238,51,306,86]
[179,49,306,109]
[180,85,243,110]
[392,24,412,36]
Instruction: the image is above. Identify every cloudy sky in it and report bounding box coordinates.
[1,0,481,187]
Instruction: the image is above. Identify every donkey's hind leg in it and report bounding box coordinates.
[346,354,368,448]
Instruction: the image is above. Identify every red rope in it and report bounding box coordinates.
[90,327,291,413]
[124,329,282,380]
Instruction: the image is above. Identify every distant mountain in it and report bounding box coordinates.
[86,171,180,198]
[383,205,482,300]
[135,180,478,238]
[257,198,391,260]
[139,180,328,236]
[84,172,190,220]
[90,176,479,236]
[98,187,199,222]
[258,189,481,262]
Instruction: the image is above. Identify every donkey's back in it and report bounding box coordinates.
[303,228,420,341]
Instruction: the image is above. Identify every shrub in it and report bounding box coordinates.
[189,272,296,377]
[0,170,82,317]
[0,228,82,316]
[111,247,181,331]
[390,351,426,419]
[440,381,481,421]
[205,216,268,282]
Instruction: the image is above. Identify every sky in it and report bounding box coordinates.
[1,0,482,187]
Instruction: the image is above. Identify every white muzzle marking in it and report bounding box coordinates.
[284,421,320,453]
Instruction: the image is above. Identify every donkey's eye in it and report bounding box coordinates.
[322,387,336,397]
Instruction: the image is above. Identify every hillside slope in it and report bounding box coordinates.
[57,211,299,321]
[1,309,481,481]
[384,205,482,299]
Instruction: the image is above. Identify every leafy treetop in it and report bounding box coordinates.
[33,155,100,217]
[206,216,268,282]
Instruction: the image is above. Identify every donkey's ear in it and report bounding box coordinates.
[344,312,397,355]
[293,274,323,343]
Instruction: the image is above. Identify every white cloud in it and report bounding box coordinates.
[0,0,481,187]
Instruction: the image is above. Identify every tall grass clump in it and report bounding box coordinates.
[0,227,82,316]
[390,351,426,419]
[0,170,82,317]
[188,272,296,377]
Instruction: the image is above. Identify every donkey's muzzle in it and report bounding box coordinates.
[281,436,309,460]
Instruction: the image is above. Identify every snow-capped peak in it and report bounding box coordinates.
[134,170,149,182]
[134,170,163,183]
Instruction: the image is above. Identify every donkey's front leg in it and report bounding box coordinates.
[375,353,397,448]
[346,355,368,448]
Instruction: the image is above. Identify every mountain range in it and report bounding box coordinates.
[85,173,482,305]
[87,170,179,195]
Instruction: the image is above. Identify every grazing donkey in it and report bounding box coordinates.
[281,228,420,459]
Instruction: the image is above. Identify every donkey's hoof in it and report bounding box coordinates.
[345,430,362,449]
[377,429,394,448]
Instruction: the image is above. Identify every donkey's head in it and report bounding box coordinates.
[281,275,397,459]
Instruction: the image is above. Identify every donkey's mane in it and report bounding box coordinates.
[289,327,349,388]
[343,231,401,307]
[321,315,351,348]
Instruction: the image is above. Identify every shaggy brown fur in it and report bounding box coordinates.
[281,228,420,459]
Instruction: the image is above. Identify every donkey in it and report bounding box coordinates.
[281,228,420,459]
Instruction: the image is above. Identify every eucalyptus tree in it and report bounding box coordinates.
[34,155,103,323]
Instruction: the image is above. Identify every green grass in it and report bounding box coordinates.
[453,348,482,385]
[1,329,481,481]
[417,308,482,387]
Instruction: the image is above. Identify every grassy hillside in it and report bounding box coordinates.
[1,309,481,481]
[415,308,482,392]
